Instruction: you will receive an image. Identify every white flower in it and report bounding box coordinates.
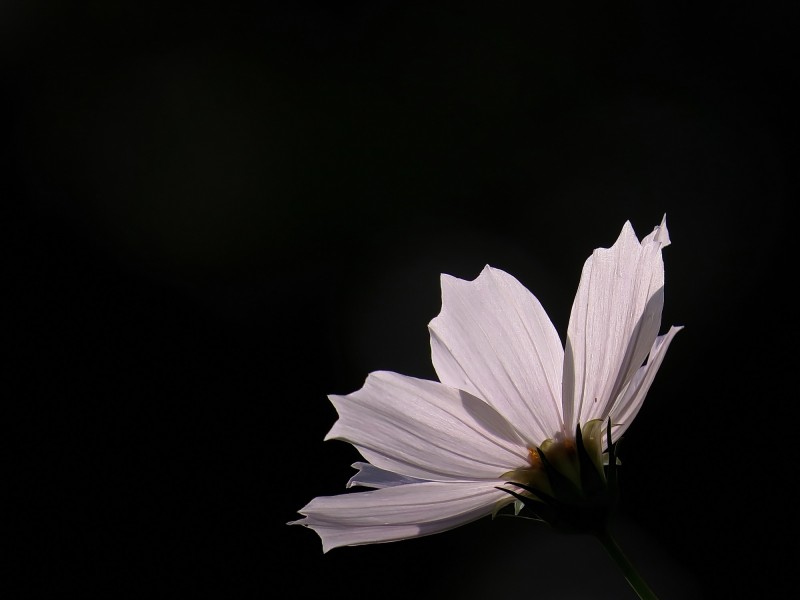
[290,217,681,552]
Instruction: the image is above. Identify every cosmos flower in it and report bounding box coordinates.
[291,217,681,553]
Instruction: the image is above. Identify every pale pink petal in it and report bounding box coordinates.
[605,326,683,441]
[562,219,670,434]
[641,214,671,247]
[289,480,509,552]
[326,371,529,482]
[346,462,426,489]
[429,266,564,445]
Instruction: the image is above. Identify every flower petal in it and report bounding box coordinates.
[346,462,426,489]
[326,371,529,482]
[606,325,683,440]
[562,218,671,433]
[429,266,565,445]
[642,214,671,247]
[289,480,509,552]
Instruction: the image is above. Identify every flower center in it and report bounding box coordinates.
[502,420,607,503]
[526,446,541,469]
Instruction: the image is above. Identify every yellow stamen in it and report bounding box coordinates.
[527,447,542,469]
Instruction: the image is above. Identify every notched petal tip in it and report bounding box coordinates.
[323,370,399,442]
[641,214,670,248]
[429,266,493,328]
[429,263,565,444]
[287,517,337,553]
[655,214,670,246]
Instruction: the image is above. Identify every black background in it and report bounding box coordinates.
[5,2,795,598]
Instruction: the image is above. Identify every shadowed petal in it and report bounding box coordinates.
[289,480,509,552]
[326,371,529,482]
[562,218,671,433]
[429,266,564,446]
[346,462,426,489]
[606,325,683,441]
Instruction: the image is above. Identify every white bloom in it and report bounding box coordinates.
[290,217,682,552]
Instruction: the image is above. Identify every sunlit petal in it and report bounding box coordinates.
[429,266,564,445]
[290,480,509,552]
[562,218,670,433]
[326,371,529,482]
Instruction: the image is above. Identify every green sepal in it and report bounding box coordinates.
[496,485,534,506]
[580,419,607,473]
[490,496,527,519]
[513,499,524,515]
[495,486,559,525]
[498,482,610,534]
[605,418,619,505]
[503,480,564,509]
[534,447,584,504]
[576,422,607,498]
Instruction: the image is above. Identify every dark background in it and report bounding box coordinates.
[5,1,794,598]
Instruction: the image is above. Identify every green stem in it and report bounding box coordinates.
[594,526,660,600]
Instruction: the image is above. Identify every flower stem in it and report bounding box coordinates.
[594,526,660,600]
